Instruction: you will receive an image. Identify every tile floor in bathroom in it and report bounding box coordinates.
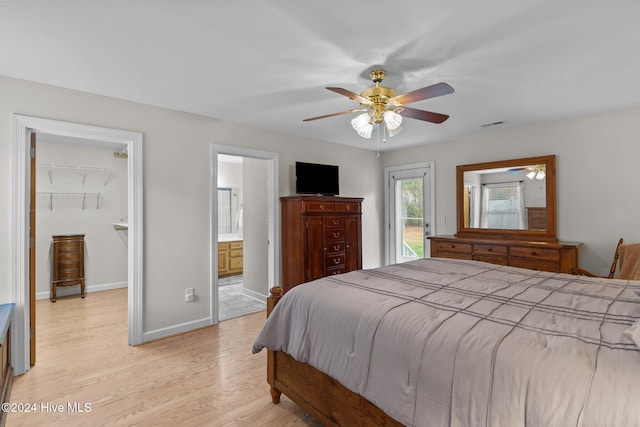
[218,275,267,321]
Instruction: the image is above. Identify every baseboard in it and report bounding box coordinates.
[36,281,128,300]
[142,317,212,343]
[240,287,267,302]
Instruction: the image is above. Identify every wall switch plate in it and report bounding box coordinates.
[437,216,446,225]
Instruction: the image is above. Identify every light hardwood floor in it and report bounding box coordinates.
[8,289,317,426]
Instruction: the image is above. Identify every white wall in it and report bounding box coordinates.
[35,142,128,298]
[243,157,269,295]
[382,108,640,276]
[0,75,384,336]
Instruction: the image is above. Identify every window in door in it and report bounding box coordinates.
[386,163,433,265]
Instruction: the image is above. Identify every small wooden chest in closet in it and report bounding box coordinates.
[51,234,85,302]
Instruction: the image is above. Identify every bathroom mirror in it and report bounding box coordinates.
[456,155,557,241]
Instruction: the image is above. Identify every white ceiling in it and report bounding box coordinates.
[2,1,639,152]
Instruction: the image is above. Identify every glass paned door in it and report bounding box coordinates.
[389,166,430,264]
[398,177,424,260]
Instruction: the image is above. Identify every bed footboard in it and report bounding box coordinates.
[265,286,401,426]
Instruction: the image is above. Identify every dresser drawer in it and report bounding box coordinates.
[326,266,346,276]
[473,254,508,265]
[55,241,82,251]
[229,241,243,249]
[510,246,560,261]
[529,219,547,229]
[327,254,345,268]
[435,252,472,260]
[306,201,335,212]
[229,249,243,258]
[325,229,345,241]
[435,241,472,254]
[326,216,345,228]
[528,208,547,219]
[56,252,82,262]
[335,202,360,213]
[510,258,559,273]
[326,241,345,254]
[473,244,507,256]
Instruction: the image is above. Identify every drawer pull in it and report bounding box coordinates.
[346,205,351,210]
[333,245,340,251]
[333,258,340,265]
[320,204,325,210]
[487,248,493,252]
[451,245,456,248]
[333,220,339,225]
[531,251,537,256]
[333,232,339,238]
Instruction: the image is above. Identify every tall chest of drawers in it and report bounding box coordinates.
[281,195,363,293]
[51,234,86,302]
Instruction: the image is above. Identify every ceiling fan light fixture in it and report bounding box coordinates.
[387,124,403,137]
[305,69,454,142]
[526,171,537,180]
[383,110,403,130]
[536,170,546,180]
[351,113,373,139]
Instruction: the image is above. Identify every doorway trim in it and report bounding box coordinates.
[384,161,435,265]
[210,145,279,324]
[11,115,144,375]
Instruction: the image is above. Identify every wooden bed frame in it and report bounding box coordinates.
[266,286,402,426]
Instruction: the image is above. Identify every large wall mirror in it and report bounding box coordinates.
[456,155,557,241]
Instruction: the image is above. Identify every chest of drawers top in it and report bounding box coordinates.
[281,195,363,214]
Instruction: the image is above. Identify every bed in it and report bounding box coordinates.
[253,258,640,426]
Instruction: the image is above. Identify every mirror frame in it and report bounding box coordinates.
[456,154,557,242]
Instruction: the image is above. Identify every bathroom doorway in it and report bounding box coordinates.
[210,145,278,323]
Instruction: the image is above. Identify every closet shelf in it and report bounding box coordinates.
[36,192,101,211]
[37,163,113,186]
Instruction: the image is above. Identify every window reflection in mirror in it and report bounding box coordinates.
[463,165,546,230]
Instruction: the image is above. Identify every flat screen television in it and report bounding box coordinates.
[295,161,339,196]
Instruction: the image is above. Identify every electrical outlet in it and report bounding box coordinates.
[185,287,194,303]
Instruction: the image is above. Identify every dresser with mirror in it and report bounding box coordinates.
[429,154,581,273]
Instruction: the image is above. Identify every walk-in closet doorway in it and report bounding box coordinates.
[11,115,143,375]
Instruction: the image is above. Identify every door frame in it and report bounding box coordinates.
[210,144,279,323]
[11,115,144,375]
[384,161,435,265]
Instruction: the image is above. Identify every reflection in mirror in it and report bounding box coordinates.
[463,164,546,230]
[456,155,556,242]
[218,187,242,235]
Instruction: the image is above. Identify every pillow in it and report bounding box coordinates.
[623,319,640,348]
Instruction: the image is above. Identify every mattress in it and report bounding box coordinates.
[253,258,640,427]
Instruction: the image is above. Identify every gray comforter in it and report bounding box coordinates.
[253,258,640,426]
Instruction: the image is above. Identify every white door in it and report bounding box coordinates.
[386,164,432,264]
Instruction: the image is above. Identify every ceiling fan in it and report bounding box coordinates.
[509,164,546,180]
[303,69,454,139]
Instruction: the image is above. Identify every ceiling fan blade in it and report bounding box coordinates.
[303,109,365,122]
[398,106,449,124]
[390,82,454,105]
[326,87,372,105]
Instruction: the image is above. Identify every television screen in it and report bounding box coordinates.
[295,162,339,196]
